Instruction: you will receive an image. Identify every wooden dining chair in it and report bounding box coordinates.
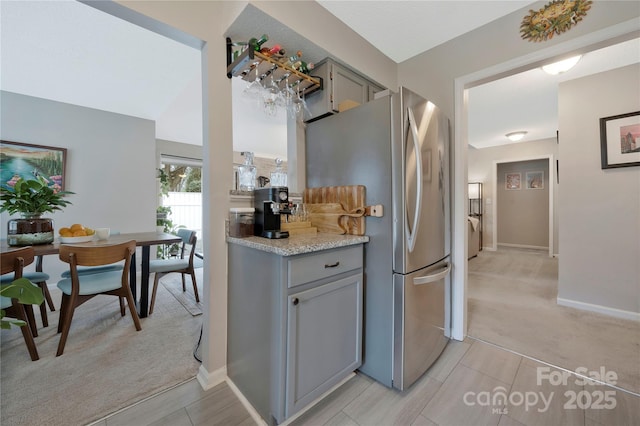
[149,229,199,315]
[1,247,41,361]
[56,240,141,356]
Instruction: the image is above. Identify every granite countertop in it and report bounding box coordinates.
[227,233,369,256]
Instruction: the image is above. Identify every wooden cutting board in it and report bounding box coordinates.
[303,186,366,235]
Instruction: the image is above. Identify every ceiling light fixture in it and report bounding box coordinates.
[506,131,528,142]
[542,55,582,75]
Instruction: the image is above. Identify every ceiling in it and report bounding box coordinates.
[2,1,638,150]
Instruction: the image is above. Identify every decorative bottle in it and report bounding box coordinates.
[270,158,287,187]
[248,34,269,51]
[238,152,257,191]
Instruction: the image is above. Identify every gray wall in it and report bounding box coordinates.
[558,63,640,316]
[1,91,156,279]
[497,159,549,248]
[468,138,558,252]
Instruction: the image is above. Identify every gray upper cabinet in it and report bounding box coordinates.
[306,58,385,122]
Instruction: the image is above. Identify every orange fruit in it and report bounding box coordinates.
[59,227,71,235]
[72,230,87,237]
[60,230,73,237]
[85,228,95,236]
[70,223,84,232]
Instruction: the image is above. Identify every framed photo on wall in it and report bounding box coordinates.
[0,140,67,190]
[505,172,521,190]
[600,111,640,169]
[526,171,544,189]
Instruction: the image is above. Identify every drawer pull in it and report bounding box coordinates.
[324,261,340,268]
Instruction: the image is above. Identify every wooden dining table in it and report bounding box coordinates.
[0,232,182,318]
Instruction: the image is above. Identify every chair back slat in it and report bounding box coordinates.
[1,247,35,277]
[175,229,196,261]
[59,241,136,267]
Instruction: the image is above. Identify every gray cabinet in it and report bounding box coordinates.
[306,58,384,122]
[286,273,362,416]
[227,243,363,424]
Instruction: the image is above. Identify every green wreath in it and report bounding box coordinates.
[521,0,592,42]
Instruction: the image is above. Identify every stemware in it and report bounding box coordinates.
[262,65,280,117]
[242,62,263,100]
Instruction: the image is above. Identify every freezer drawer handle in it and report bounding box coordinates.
[324,261,340,268]
[413,263,451,286]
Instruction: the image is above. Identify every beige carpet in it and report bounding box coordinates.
[0,270,203,426]
[467,247,640,394]
[161,274,203,316]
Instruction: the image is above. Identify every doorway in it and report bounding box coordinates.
[453,24,640,340]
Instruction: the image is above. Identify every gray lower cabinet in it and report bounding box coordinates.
[227,243,363,425]
[286,273,362,416]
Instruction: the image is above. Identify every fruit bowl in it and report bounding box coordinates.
[59,235,95,244]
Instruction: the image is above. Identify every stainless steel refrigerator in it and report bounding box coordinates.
[306,87,451,391]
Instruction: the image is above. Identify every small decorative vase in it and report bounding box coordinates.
[7,213,55,246]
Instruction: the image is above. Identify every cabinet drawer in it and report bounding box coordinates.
[288,245,362,288]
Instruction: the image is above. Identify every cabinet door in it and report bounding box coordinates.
[286,273,363,417]
[330,62,368,112]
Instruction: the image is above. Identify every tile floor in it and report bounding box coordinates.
[94,337,639,426]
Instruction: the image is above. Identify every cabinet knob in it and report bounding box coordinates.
[292,298,299,306]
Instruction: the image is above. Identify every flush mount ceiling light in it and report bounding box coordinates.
[506,131,528,142]
[542,55,582,75]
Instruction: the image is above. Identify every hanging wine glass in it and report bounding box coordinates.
[294,85,311,123]
[262,65,280,117]
[242,61,263,100]
[277,72,293,110]
[288,80,302,120]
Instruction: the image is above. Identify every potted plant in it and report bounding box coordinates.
[0,176,74,246]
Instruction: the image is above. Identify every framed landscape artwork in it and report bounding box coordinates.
[526,171,544,189]
[0,140,67,190]
[505,172,521,190]
[600,111,640,169]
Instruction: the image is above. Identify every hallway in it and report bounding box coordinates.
[467,247,640,395]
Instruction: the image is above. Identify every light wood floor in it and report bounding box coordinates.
[92,248,639,426]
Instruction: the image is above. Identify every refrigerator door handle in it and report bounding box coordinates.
[405,107,422,253]
[413,263,451,285]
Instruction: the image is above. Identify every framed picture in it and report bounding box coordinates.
[0,140,67,190]
[505,172,521,190]
[526,171,544,189]
[600,111,640,169]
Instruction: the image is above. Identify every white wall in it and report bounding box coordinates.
[469,138,559,252]
[231,77,287,159]
[1,90,156,279]
[557,63,640,318]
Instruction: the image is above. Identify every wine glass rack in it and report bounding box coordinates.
[226,38,323,96]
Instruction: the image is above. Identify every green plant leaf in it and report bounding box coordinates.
[0,278,45,305]
[1,315,27,329]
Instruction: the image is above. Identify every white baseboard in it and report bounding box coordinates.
[226,378,268,426]
[226,373,356,426]
[557,297,640,322]
[498,243,548,251]
[482,246,496,251]
[196,364,226,391]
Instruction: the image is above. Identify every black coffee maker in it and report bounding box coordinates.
[254,187,291,239]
